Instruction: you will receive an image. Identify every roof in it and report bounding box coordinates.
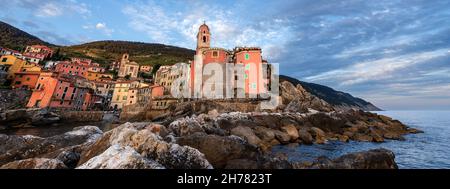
[15,72,41,75]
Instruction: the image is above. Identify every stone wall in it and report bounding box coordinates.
[58,111,104,122]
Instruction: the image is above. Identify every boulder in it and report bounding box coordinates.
[225,159,258,169]
[177,133,259,169]
[310,127,327,144]
[253,126,276,143]
[273,130,291,144]
[298,128,313,144]
[281,125,299,141]
[0,126,103,166]
[168,117,205,137]
[230,126,262,147]
[305,148,398,169]
[77,145,165,169]
[30,109,60,126]
[0,158,67,169]
[78,123,213,169]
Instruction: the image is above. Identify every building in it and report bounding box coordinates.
[24,45,53,60]
[54,61,89,78]
[140,65,152,73]
[117,54,139,79]
[1,55,41,80]
[189,23,270,98]
[23,53,46,64]
[27,73,97,111]
[0,47,21,56]
[155,65,186,93]
[12,72,41,89]
[110,80,132,110]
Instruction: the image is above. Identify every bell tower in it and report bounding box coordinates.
[196,22,210,54]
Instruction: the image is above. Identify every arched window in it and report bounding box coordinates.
[203,36,207,43]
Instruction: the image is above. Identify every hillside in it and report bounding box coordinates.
[0,21,195,67]
[62,41,195,66]
[0,21,53,51]
[280,75,382,111]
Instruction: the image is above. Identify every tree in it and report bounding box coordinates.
[151,64,161,77]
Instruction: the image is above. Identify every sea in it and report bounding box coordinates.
[272,111,450,169]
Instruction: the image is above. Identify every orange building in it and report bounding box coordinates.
[27,72,59,108]
[12,72,40,89]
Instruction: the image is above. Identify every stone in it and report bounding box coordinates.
[78,123,213,169]
[298,128,313,144]
[337,134,350,142]
[273,130,291,144]
[168,117,205,137]
[310,127,327,144]
[225,159,258,169]
[177,133,259,169]
[0,158,67,169]
[0,126,103,166]
[253,126,276,143]
[77,145,165,169]
[384,132,405,141]
[352,133,373,142]
[281,125,299,141]
[305,148,398,169]
[230,126,262,147]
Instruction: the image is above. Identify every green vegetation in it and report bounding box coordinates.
[1,21,195,68]
[0,21,54,50]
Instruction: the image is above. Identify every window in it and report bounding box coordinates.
[245,53,250,60]
[212,51,219,58]
[37,84,41,89]
[15,81,21,85]
[203,36,206,43]
[123,96,127,100]
[60,101,64,105]
[1,58,7,62]
[116,95,120,101]
[26,77,30,81]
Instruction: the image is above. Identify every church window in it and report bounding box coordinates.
[245,53,250,60]
[203,36,207,43]
[212,51,219,58]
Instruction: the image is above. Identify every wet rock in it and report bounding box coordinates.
[281,125,299,141]
[77,145,165,169]
[383,132,405,141]
[230,126,262,147]
[352,133,373,142]
[304,148,398,169]
[177,133,259,169]
[0,158,67,169]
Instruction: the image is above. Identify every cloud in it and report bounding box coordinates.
[82,22,114,36]
[35,3,63,17]
[122,0,294,60]
[6,0,91,18]
[306,49,450,85]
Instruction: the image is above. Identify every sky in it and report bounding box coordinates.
[1,0,449,110]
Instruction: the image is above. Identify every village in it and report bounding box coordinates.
[0,23,271,117]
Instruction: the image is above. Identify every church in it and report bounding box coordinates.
[189,23,271,99]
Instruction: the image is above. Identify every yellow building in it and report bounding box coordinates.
[1,55,26,80]
[110,80,132,110]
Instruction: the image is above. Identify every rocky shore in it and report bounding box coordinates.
[0,108,420,169]
[0,81,422,169]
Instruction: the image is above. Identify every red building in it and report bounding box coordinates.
[54,61,90,78]
[189,23,268,98]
